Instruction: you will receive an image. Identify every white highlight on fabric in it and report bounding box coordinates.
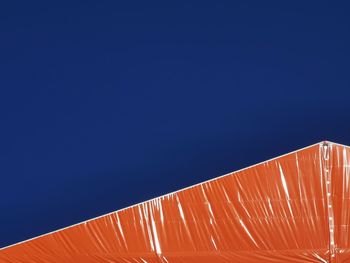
[279,164,290,200]
[239,219,258,247]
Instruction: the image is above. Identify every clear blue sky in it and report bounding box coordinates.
[1,1,350,247]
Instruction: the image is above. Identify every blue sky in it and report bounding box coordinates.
[1,1,350,247]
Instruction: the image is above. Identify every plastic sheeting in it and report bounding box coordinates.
[1,141,350,263]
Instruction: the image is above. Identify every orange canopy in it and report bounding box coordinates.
[1,141,350,263]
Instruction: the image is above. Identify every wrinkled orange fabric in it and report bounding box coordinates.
[1,141,350,263]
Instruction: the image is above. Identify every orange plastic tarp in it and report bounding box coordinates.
[1,141,350,263]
